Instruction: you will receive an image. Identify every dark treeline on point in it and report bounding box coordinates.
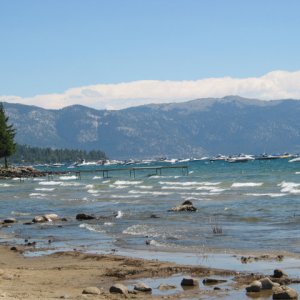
[10,144,107,164]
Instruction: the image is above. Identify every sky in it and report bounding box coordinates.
[1,0,300,110]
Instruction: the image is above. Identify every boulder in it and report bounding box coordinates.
[169,201,197,212]
[181,277,199,286]
[273,269,288,278]
[76,213,95,220]
[82,287,101,295]
[134,282,152,292]
[245,280,262,293]
[259,277,280,290]
[273,286,298,299]
[109,283,128,294]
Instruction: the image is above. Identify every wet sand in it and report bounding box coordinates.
[0,245,242,299]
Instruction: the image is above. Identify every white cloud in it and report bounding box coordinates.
[1,70,300,110]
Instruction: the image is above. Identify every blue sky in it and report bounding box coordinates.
[1,0,300,109]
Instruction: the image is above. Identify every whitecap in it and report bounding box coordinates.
[59,175,77,180]
[87,189,98,194]
[35,188,55,191]
[231,182,263,188]
[161,186,192,190]
[128,190,172,196]
[39,181,63,186]
[137,185,153,189]
[278,181,300,194]
[104,222,114,226]
[245,193,287,198]
[85,184,94,189]
[29,193,47,197]
[0,183,12,187]
[114,180,143,185]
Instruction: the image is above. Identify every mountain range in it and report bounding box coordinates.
[4,96,300,159]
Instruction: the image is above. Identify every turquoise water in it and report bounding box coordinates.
[1,159,300,257]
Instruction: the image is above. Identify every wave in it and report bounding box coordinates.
[59,175,77,180]
[128,190,173,196]
[0,183,12,187]
[123,224,161,237]
[79,223,105,233]
[114,180,143,185]
[11,211,31,216]
[278,181,300,194]
[231,182,263,188]
[35,188,55,191]
[159,181,221,186]
[39,181,62,186]
[245,193,287,198]
[29,193,47,197]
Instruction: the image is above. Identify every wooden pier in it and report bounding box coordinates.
[45,165,189,179]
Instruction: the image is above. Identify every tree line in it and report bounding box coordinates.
[11,144,107,164]
[0,103,107,166]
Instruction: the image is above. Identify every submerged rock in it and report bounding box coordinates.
[273,269,288,278]
[203,278,227,285]
[76,213,95,220]
[169,201,197,212]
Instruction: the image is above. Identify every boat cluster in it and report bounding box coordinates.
[33,152,300,169]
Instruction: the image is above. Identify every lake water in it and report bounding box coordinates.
[1,159,300,264]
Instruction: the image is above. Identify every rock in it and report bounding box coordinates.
[181,277,199,286]
[10,246,17,251]
[3,218,16,224]
[259,277,280,290]
[158,284,177,291]
[169,201,197,212]
[245,280,262,293]
[273,269,288,278]
[273,285,298,299]
[203,278,227,285]
[44,214,60,221]
[32,214,65,223]
[76,213,95,220]
[134,282,152,292]
[82,287,101,295]
[109,283,128,294]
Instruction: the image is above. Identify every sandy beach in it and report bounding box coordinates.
[0,245,245,300]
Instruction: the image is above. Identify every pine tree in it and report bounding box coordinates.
[0,103,16,168]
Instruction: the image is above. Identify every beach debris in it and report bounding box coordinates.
[158,283,177,291]
[181,277,199,286]
[245,280,262,293]
[32,214,67,223]
[203,278,227,285]
[272,285,298,299]
[169,200,197,212]
[133,282,152,292]
[10,246,17,251]
[109,283,128,295]
[75,213,95,220]
[82,287,102,295]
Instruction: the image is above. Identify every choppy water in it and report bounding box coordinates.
[1,159,300,257]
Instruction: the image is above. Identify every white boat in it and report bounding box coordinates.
[289,157,300,163]
[226,154,255,163]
